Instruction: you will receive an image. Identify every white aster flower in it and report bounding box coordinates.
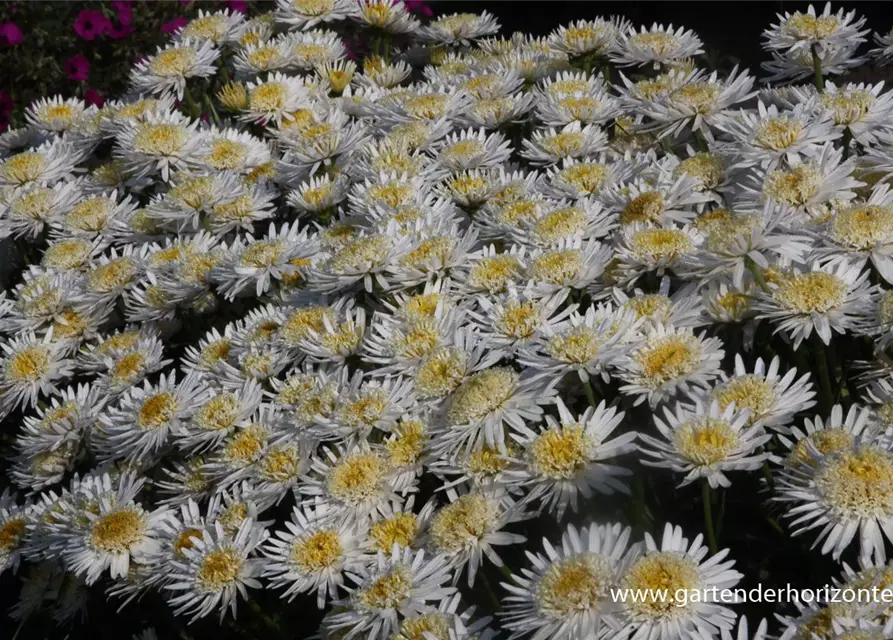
[611,23,705,69]
[130,39,220,100]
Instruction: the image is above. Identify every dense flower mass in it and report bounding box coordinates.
[5,2,893,638]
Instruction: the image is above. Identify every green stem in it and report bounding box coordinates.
[745,257,770,292]
[812,333,834,415]
[702,480,718,554]
[480,571,502,612]
[583,379,597,407]
[203,94,220,126]
[762,459,775,490]
[841,126,852,160]
[694,129,710,152]
[811,43,824,92]
[246,598,280,635]
[183,86,201,119]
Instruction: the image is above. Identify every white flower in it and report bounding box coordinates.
[754,259,875,348]
[275,0,354,31]
[420,12,501,46]
[241,72,313,125]
[0,332,74,416]
[639,400,771,488]
[548,18,625,58]
[166,519,266,622]
[763,2,868,56]
[520,122,608,166]
[173,9,246,45]
[115,110,201,182]
[610,23,704,69]
[501,522,634,640]
[351,0,420,34]
[615,523,742,640]
[0,140,79,188]
[130,39,220,100]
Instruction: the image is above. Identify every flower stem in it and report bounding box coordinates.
[702,480,718,554]
[583,379,597,407]
[745,256,770,292]
[811,43,824,92]
[812,333,834,415]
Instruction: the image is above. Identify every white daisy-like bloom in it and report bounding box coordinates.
[173,9,246,45]
[612,277,706,330]
[507,397,635,518]
[191,127,272,175]
[610,23,705,69]
[2,180,81,240]
[871,26,893,65]
[500,522,634,640]
[775,428,893,565]
[617,324,725,408]
[115,110,201,182]
[775,404,875,471]
[636,67,756,141]
[813,183,893,284]
[391,592,497,640]
[309,231,407,294]
[754,259,875,348]
[716,99,838,170]
[639,400,771,488]
[391,223,479,288]
[533,74,621,129]
[60,473,169,586]
[328,546,456,640]
[462,92,535,130]
[0,139,79,188]
[24,96,91,134]
[518,303,638,385]
[434,364,557,455]
[762,41,866,85]
[604,173,709,228]
[165,519,266,622]
[213,222,318,300]
[744,150,860,227]
[614,223,703,285]
[692,204,812,289]
[816,81,893,146]
[615,523,742,640]
[241,71,313,125]
[0,490,29,575]
[428,128,512,176]
[425,489,526,586]
[351,0,420,34]
[275,0,354,31]
[763,2,868,56]
[520,122,608,167]
[0,332,74,416]
[130,39,220,100]
[539,156,634,201]
[233,38,298,77]
[313,371,415,442]
[177,380,264,454]
[287,172,350,215]
[420,12,501,46]
[14,383,102,459]
[296,303,367,366]
[299,443,402,523]
[263,501,366,607]
[525,237,613,297]
[548,17,625,58]
[94,372,210,463]
[703,355,816,433]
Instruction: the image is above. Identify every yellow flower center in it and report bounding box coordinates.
[133,123,187,156]
[621,191,664,226]
[195,394,239,432]
[754,118,802,151]
[394,613,450,640]
[822,90,874,125]
[630,228,694,260]
[773,272,846,313]
[677,153,724,189]
[626,295,672,321]
[635,335,700,386]
[370,513,419,551]
[149,48,196,77]
[529,249,583,284]
[547,325,601,364]
[292,530,342,571]
[250,82,287,112]
[674,418,740,465]
[712,375,777,423]
[446,367,517,425]
[628,31,678,56]
[541,132,585,157]
[788,428,853,468]
[43,239,92,270]
[536,554,613,617]
[197,548,243,590]
[414,348,466,398]
[534,206,587,243]
[529,424,591,478]
[622,552,701,617]
[259,446,299,482]
[557,162,609,195]
[88,259,136,293]
[182,15,229,41]
[830,204,893,249]
[241,241,282,268]
[670,82,720,113]
[783,13,841,40]
[468,255,521,292]
[327,453,387,505]
[294,0,334,15]
[91,509,144,552]
[816,447,893,515]
[329,235,390,272]
[223,426,266,463]
[0,518,26,551]
[206,139,248,170]
[1,152,46,184]
[430,493,498,554]
[10,187,53,220]
[6,346,50,382]
[405,94,450,120]
[358,567,411,610]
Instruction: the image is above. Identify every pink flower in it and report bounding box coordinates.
[0,22,23,46]
[108,22,135,40]
[65,54,90,82]
[402,0,432,17]
[161,17,188,34]
[73,9,110,40]
[224,0,248,14]
[111,0,133,26]
[85,88,105,108]
[0,113,9,134]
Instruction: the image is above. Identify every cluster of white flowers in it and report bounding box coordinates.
[6,2,893,638]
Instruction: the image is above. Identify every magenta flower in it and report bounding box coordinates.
[108,22,135,40]
[224,0,248,14]
[401,0,432,17]
[161,17,188,34]
[73,9,110,40]
[85,88,105,108]
[65,54,90,82]
[0,22,23,46]
[111,0,133,26]
[0,113,9,134]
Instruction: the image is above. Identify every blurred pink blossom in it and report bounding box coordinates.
[73,9,110,40]
[111,0,133,26]
[65,54,90,82]
[85,88,105,108]
[225,0,248,14]
[402,0,432,17]
[0,22,23,46]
